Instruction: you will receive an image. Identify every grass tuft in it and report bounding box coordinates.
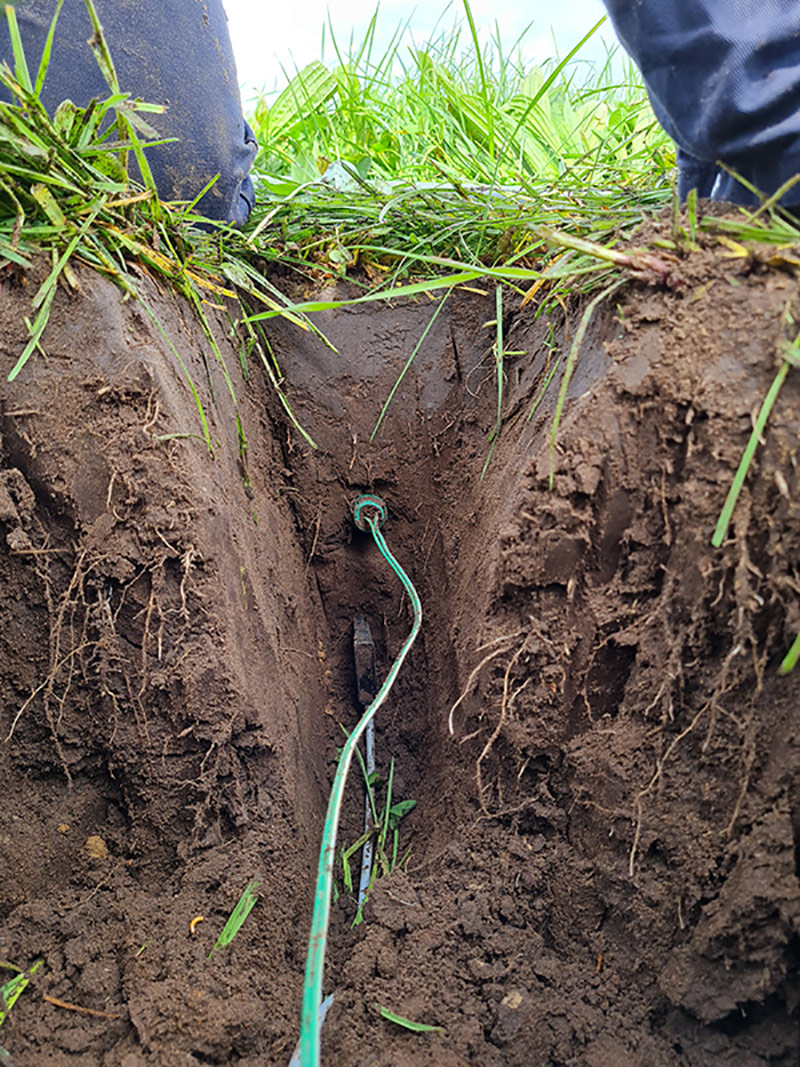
[342,745,416,923]
[245,3,672,298]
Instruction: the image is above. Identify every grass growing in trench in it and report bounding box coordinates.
[208,879,260,958]
[0,959,43,1030]
[340,749,416,922]
[2,0,799,1033]
[1,0,800,1032]
[1,0,799,1037]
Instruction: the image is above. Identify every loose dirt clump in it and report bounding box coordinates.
[1,216,799,1065]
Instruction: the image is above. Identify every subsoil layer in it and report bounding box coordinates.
[1,214,799,1066]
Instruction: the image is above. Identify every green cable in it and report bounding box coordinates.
[299,495,422,1066]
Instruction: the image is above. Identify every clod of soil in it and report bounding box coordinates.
[1,218,799,1066]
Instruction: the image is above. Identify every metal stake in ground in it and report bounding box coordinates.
[353,614,378,907]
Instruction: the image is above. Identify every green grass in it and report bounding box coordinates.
[712,348,797,549]
[375,1003,443,1033]
[781,631,800,674]
[708,305,799,674]
[245,8,673,291]
[548,276,626,487]
[252,14,668,192]
[1,0,673,411]
[341,749,416,923]
[208,879,260,958]
[244,6,798,674]
[0,959,43,1029]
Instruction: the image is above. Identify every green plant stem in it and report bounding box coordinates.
[0,959,43,1027]
[711,359,791,547]
[208,880,260,958]
[371,289,451,440]
[780,631,800,674]
[481,284,504,477]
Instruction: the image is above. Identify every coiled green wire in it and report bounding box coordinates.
[298,496,422,1066]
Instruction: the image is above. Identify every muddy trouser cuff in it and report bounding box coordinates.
[601,0,800,207]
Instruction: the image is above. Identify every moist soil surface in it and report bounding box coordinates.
[1,214,799,1066]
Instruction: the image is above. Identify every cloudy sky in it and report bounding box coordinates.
[223,0,621,103]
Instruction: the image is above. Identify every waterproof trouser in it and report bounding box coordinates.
[602,0,800,205]
[0,0,256,223]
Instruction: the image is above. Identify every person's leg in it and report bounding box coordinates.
[0,0,256,223]
[603,0,800,206]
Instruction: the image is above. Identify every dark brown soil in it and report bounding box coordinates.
[1,217,799,1066]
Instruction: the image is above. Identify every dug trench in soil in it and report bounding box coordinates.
[0,214,799,1065]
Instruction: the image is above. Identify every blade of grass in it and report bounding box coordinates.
[711,357,793,548]
[33,0,64,96]
[373,756,394,867]
[549,279,626,488]
[481,284,504,478]
[340,830,373,894]
[5,3,33,94]
[209,880,260,958]
[376,1005,443,1033]
[82,0,160,205]
[371,287,452,439]
[460,0,494,159]
[779,632,800,674]
[8,284,54,382]
[527,323,562,421]
[0,959,43,1027]
[133,286,214,453]
[244,270,486,323]
[245,319,318,449]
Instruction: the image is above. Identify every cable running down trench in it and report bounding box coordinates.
[298,494,423,1067]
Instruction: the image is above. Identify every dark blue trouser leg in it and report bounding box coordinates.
[602,0,800,206]
[1,0,256,224]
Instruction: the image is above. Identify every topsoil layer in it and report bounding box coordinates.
[0,212,799,1066]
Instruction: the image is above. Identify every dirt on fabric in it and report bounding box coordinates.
[0,211,799,1066]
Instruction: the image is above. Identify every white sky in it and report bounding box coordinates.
[223,0,621,104]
